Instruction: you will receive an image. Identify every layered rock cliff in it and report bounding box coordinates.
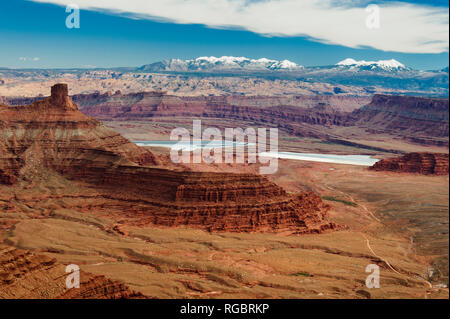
[69,92,351,139]
[370,152,449,175]
[64,92,450,145]
[71,92,366,140]
[0,84,338,234]
[351,94,449,146]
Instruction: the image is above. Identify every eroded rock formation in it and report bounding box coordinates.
[0,246,146,298]
[351,94,449,146]
[0,84,338,234]
[370,152,449,175]
[66,91,450,145]
[6,91,449,147]
[0,83,158,185]
[67,92,352,138]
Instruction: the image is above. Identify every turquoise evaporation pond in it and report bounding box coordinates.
[134,140,250,151]
[133,140,379,166]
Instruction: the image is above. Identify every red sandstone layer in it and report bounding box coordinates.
[371,152,449,175]
[75,91,450,145]
[0,247,146,299]
[352,94,449,143]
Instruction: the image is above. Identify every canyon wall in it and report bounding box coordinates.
[6,92,362,125]
[6,91,448,147]
[351,94,449,146]
[69,92,354,135]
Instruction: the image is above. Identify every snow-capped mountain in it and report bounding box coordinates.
[138,56,303,72]
[139,56,412,74]
[336,58,408,71]
[134,56,447,95]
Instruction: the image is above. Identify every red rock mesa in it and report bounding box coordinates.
[370,152,449,175]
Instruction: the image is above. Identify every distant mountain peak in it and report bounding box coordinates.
[138,56,303,72]
[336,58,407,71]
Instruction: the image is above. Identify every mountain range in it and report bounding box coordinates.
[138,56,303,72]
[1,56,448,97]
[137,56,439,74]
[335,58,408,71]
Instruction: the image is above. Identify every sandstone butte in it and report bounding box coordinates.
[0,83,339,234]
[370,152,449,175]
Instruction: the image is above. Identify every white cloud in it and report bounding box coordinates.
[30,0,448,53]
[19,57,40,61]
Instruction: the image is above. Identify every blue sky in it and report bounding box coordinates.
[0,0,448,69]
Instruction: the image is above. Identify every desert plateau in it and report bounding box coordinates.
[0,82,448,299]
[0,0,449,304]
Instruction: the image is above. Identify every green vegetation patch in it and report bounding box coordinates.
[291,272,313,277]
[322,196,358,207]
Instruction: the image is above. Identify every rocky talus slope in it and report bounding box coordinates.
[0,84,338,234]
[0,246,146,298]
[370,152,449,175]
